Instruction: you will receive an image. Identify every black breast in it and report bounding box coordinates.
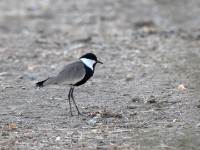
[74,65,94,86]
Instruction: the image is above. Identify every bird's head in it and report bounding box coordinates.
[80,53,103,70]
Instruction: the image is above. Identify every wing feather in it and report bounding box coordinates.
[43,61,86,86]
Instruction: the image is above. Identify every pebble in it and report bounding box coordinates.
[131,97,142,103]
[88,119,97,126]
[2,132,9,136]
[127,105,138,109]
[55,137,61,141]
[147,95,156,103]
[0,72,9,76]
[126,74,134,81]
[178,84,186,92]
[196,123,200,127]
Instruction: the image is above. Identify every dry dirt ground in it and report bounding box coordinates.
[0,0,200,149]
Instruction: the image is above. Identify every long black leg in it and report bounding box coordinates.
[68,87,73,116]
[70,87,81,115]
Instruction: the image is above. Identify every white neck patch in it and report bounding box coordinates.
[80,58,96,70]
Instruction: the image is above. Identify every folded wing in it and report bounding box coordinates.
[43,61,86,86]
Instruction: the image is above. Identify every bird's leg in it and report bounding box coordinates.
[71,87,82,115]
[68,87,73,116]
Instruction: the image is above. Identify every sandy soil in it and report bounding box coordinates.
[0,0,200,149]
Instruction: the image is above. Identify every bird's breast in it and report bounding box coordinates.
[74,65,93,86]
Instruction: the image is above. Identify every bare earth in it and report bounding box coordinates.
[0,0,200,149]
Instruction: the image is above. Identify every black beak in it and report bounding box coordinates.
[97,60,103,64]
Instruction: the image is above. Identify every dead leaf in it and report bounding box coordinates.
[7,123,17,130]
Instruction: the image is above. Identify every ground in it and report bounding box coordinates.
[0,0,200,149]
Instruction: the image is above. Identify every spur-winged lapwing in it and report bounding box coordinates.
[36,53,103,116]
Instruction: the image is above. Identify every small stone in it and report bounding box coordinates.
[126,74,134,81]
[127,105,137,109]
[2,132,9,136]
[147,95,156,103]
[71,138,78,143]
[141,73,147,77]
[0,72,9,76]
[178,84,186,92]
[130,112,137,116]
[21,87,26,90]
[131,97,142,102]
[93,114,101,119]
[55,137,61,141]
[27,65,40,71]
[24,72,39,79]
[166,124,173,128]
[88,119,97,126]
[196,123,200,127]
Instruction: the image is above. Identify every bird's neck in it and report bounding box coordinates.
[80,58,96,71]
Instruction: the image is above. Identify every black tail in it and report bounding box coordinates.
[36,77,50,88]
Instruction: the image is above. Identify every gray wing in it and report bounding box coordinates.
[43,61,86,86]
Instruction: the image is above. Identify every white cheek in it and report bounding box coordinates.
[80,58,96,70]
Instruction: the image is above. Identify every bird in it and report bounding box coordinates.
[36,53,103,116]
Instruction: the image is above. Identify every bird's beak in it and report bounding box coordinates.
[97,60,103,64]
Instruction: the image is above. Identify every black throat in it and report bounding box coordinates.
[74,64,94,86]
